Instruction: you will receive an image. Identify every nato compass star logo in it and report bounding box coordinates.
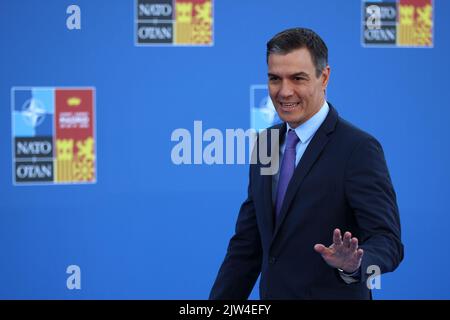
[21,98,46,128]
[258,95,279,125]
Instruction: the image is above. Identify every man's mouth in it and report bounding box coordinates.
[279,102,300,110]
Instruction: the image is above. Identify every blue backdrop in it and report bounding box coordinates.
[1,0,449,299]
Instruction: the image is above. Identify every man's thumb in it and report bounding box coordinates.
[314,244,327,254]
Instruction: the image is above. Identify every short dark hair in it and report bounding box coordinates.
[266,28,328,78]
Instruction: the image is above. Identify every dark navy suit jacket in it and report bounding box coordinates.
[209,103,404,300]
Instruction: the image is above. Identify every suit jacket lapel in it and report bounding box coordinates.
[271,104,339,242]
[261,122,286,237]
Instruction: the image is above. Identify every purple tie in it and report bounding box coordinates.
[275,129,300,218]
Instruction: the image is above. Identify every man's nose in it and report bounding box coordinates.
[279,80,294,98]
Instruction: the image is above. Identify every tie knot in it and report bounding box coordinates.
[285,129,300,149]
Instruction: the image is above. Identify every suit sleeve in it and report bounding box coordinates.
[209,165,263,299]
[344,136,404,284]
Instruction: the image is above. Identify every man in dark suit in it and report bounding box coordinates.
[209,28,403,300]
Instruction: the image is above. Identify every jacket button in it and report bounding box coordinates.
[269,256,277,264]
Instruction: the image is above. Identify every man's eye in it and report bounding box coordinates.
[294,77,305,81]
[269,77,279,81]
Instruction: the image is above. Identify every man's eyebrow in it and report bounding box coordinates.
[291,72,310,78]
[267,72,310,78]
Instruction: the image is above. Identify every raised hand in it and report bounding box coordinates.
[314,228,364,273]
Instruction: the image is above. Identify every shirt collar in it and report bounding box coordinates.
[286,100,330,143]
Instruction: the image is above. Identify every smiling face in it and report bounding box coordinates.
[268,47,330,129]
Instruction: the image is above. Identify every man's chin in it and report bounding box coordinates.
[277,114,304,128]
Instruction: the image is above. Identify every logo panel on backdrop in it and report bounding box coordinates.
[12,87,96,185]
[362,0,433,47]
[136,0,214,46]
[250,85,281,132]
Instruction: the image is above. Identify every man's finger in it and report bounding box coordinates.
[350,237,358,252]
[343,232,352,248]
[333,228,342,246]
[356,248,364,260]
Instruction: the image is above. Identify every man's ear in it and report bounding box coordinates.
[321,65,331,90]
